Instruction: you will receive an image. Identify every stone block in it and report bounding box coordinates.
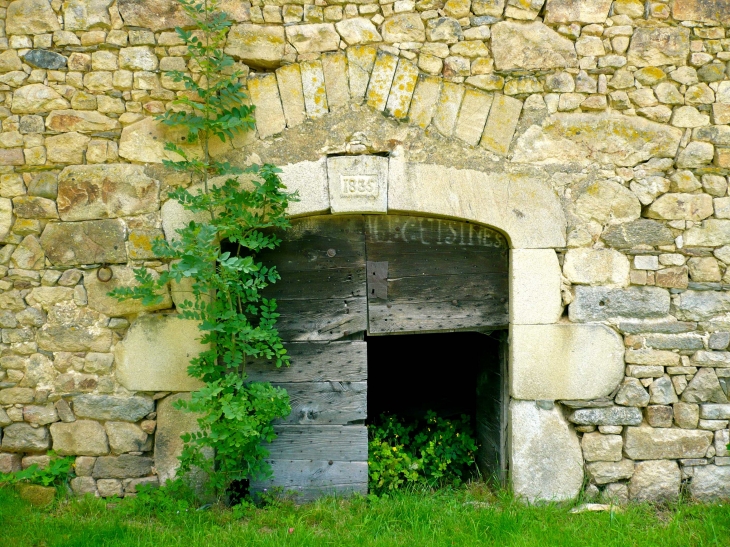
[327,155,388,214]
[623,426,713,459]
[23,404,58,425]
[0,387,35,404]
[544,0,612,23]
[119,47,158,71]
[366,51,399,113]
[1,423,49,453]
[672,0,730,23]
[225,24,285,69]
[675,402,700,428]
[492,21,577,71]
[510,400,583,502]
[388,163,566,249]
[432,82,465,137]
[75,456,95,477]
[688,465,730,501]
[17,484,55,506]
[649,376,678,405]
[97,478,123,498]
[511,324,623,400]
[13,196,58,219]
[701,404,730,420]
[385,58,418,120]
[514,113,682,167]
[11,84,69,115]
[117,0,190,31]
[286,23,339,54]
[382,13,425,43]
[563,248,630,287]
[586,459,634,485]
[70,476,97,496]
[569,407,643,427]
[62,0,113,31]
[615,378,650,407]
[248,74,286,139]
[682,368,728,404]
[50,420,109,456]
[0,453,22,474]
[57,165,159,221]
[684,219,730,247]
[655,267,689,289]
[73,395,154,422]
[93,455,153,479]
[582,432,622,462]
[84,266,171,316]
[601,219,674,249]
[6,0,60,35]
[677,141,714,167]
[300,61,329,118]
[279,159,329,217]
[346,46,377,103]
[509,249,562,325]
[115,314,206,392]
[40,219,126,266]
[105,422,150,455]
[155,393,210,494]
[628,27,690,68]
[629,460,680,503]
[676,292,730,322]
[645,405,674,428]
[45,110,116,134]
[408,74,442,129]
[453,88,492,146]
[569,286,669,322]
[480,94,522,155]
[336,18,382,46]
[321,51,349,111]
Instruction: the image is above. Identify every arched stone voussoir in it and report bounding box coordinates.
[388,162,567,249]
[279,157,566,250]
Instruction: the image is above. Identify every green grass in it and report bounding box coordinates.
[1,484,729,547]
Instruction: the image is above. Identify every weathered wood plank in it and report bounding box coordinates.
[247,342,367,383]
[365,215,508,276]
[384,273,507,302]
[262,269,366,300]
[267,425,368,460]
[368,300,508,333]
[275,297,367,341]
[273,382,367,425]
[252,460,368,488]
[262,215,366,273]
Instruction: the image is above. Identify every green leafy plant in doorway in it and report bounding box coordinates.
[109,0,295,498]
[368,411,479,495]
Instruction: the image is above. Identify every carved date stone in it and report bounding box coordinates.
[327,155,388,214]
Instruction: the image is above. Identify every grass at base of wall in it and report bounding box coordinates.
[1,484,729,547]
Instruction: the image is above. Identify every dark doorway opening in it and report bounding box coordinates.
[366,330,507,480]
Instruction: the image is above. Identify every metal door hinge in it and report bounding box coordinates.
[367,261,387,300]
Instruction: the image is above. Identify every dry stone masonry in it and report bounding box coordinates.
[0,0,730,503]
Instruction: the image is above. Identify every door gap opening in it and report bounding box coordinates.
[366,330,506,481]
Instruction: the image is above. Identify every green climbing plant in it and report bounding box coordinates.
[110,0,295,497]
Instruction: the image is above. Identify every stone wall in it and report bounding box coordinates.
[0,0,730,502]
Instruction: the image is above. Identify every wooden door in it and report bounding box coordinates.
[248,214,508,499]
[249,216,368,500]
[365,215,509,334]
